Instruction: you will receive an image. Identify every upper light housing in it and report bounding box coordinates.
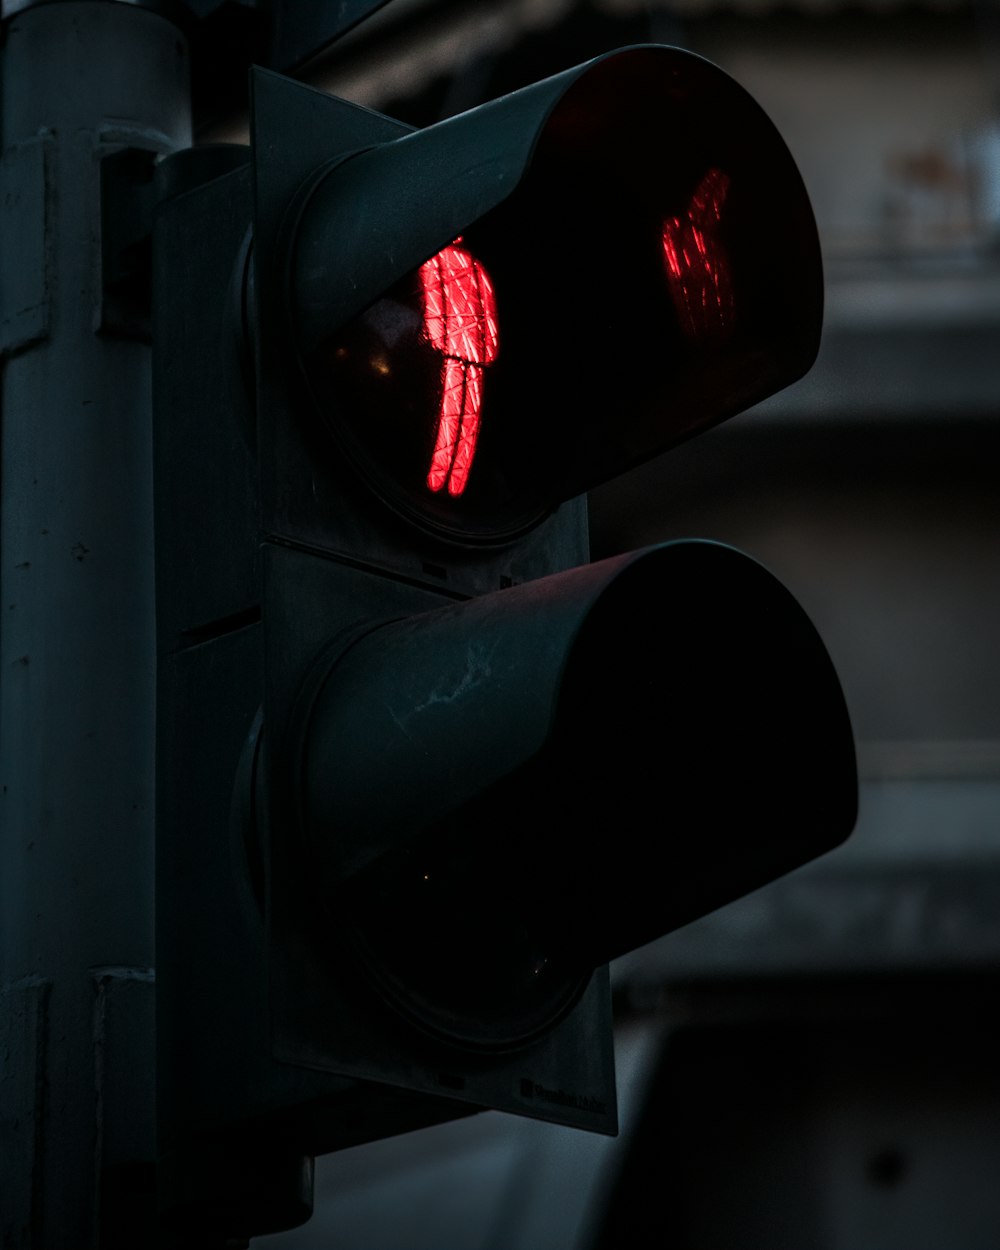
[282,45,823,543]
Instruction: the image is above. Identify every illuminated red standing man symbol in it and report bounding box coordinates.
[662,167,735,340]
[419,238,500,497]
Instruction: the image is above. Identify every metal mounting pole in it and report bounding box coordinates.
[0,3,190,1245]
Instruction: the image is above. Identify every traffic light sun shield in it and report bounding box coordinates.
[275,46,822,543]
[295,541,855,1049]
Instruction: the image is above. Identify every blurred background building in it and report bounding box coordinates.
[251,0,1000,1244]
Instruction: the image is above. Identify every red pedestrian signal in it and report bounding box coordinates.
[282,46,822,547]
[420,238,500,497]
[153,43,855,1241]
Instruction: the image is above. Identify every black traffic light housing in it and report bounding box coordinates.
[153,47,854,1240]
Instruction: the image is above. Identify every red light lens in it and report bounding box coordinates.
[419,240,500,497]
[301,231,536,542]
[662,167,735,341]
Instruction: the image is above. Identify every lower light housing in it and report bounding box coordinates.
[292,540,856,1049]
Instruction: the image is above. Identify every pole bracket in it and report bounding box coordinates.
[0,134,53,359]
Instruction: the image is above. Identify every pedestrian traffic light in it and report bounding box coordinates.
[153,45,856,1239]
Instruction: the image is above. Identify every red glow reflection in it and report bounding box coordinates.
[419,239,499,497]
[662,168,735,340]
